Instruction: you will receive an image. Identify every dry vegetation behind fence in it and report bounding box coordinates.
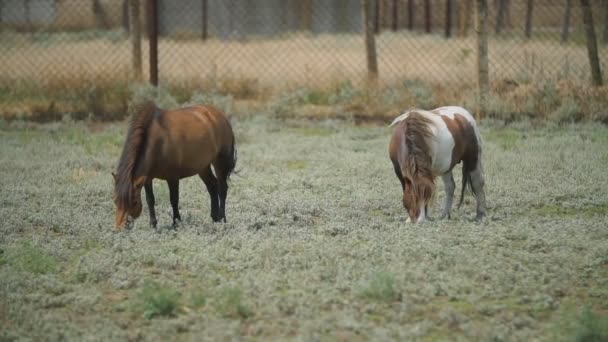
[0,0,607,122]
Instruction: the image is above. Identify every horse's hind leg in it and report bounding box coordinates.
[440,171,456,219]
[199,166,221,222]
[144,180,157,228]
[213,165,229,223]
[167,179,181,227]
[470,163,486,220]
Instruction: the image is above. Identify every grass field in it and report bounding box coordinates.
[1,113,607,341]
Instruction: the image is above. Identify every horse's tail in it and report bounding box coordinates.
[227,133,237,179]
[457,165,474,209]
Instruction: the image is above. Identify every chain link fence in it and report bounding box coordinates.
[0,0,607,120]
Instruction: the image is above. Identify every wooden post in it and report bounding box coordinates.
[392,0,398,31]
[445,0,452,38]
[580,0,603,86]
[458,0,471,37]
[524,0,533,39]
[424,0,431,33]
[148,0,158,86]
[374,0,380,34]
[475,0,489,121]
[201,0,208,40]
[362,0,379,87]
[130,0,142,81]
[300,0,312,31]
[602,0,608,44]
[407,0,414,30]
[561,0,571,43]
[495,0,505,34]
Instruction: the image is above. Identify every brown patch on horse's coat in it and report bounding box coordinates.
[439,114,479,171]
[388,111,436,218]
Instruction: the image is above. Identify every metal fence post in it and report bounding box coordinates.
[148,0,158,86]
[475,0,489,121]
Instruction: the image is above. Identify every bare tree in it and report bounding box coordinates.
[524,0,533,39]
[475,0,489,120]
[580,0,603,86]
[362,0,379,87]
[561,0,572,43]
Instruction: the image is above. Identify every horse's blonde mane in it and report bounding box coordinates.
[114,101,157,209]
[399,112,436,203]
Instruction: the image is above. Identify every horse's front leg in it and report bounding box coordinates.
[167,179,181,227]
[440,172,455,219]
[144,181,157,228]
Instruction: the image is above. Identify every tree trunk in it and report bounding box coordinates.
[458,0,471,37]
[580,0,603,86]
[130,0,142,81]
[93,0,110,29]
[445,0,452,37]
[424,0,431,33]
[561,0,571,43]
[362,0,379,87]
[475,0,489,120]
[524,0,533,39]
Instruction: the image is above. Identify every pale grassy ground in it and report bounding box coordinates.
[2,31,605,89]
[1,115,607,341]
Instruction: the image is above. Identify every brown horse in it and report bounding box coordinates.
[112,101,236,230]
[388,106,486,223]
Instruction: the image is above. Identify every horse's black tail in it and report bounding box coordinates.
[225,133,237,180]
[457,165,474,209]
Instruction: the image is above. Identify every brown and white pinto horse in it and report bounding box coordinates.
[388,106,486,223]
[112,101,236,230]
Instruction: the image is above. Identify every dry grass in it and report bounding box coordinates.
[0,31,606,121]
[0,115,607,340]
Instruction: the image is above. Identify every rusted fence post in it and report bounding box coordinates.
[148,0,158,86]
[361,0,379,88]
[475,0,489,121]
[130,0,142,81]
[580,0,603,86]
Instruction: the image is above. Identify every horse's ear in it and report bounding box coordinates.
[133,175,146,188]
[111,172,117,182]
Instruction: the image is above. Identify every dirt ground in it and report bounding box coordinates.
[1,115,607,341]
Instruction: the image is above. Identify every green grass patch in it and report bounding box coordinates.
[139,281,182,319]
[6,241,57,275]
[359,271,400,303]
[215,286,253,319]
[286,159,308,170]
[484,129,521,150]
[189,289,207,309]
[290,126,334,137]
